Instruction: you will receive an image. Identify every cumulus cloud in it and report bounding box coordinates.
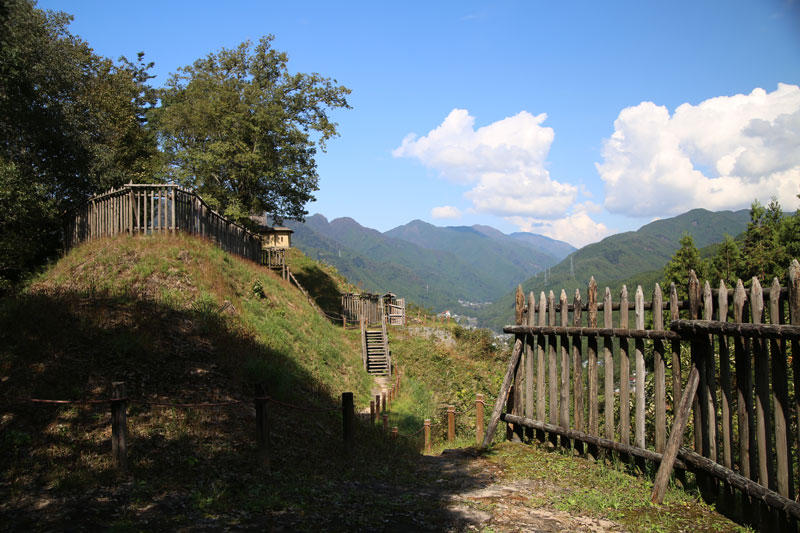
[597,84,800,216]
[393,109,578,219]
[506,202,613,248]
[431,205,462,219]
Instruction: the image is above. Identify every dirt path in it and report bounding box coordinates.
[416,449,623,532]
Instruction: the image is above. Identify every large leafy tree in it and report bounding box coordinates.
[0,0,158,290]
[150,36,351,225]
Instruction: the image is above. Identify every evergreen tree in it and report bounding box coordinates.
[710,234,742,287]
[663,233,708,298]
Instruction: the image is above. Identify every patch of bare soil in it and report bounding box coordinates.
[420,449,624,532]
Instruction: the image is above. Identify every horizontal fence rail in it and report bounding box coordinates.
[64,184,264,263]
[485,260,800,525]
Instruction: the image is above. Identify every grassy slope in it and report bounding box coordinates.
[0,234,423,530]
[0,234,748,531]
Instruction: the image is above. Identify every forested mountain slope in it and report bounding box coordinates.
[477,208,750,330]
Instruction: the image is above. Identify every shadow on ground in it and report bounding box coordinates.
[0,290,495,531]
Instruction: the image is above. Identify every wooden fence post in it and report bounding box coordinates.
[447,405,455,442]
[424,419,432,452]
[391,427,398,439]
[370,400,375,425]
[255,385,269,467]
[382,391,387,413]
[476,393,484,446]
[651,366,700,504]
[342,392,354,445]
[376,394,381,414]
[382,413,389,435]
[111,382,128,471]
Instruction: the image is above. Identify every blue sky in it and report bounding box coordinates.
[40,1,800,246]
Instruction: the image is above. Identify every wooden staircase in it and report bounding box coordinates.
[364,328,389,375]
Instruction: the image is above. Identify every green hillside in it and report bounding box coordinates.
[0,234,422,529]
[288,214,569,312]
[477,208,750,330]
[385,220,561,283]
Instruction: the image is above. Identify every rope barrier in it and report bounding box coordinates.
[398,425,426,438]
[28,398,113,405]
[262,397,341,413]
[129,399,242,408]
[20,396,340,413]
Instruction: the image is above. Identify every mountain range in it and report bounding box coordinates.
[474,208,751,330]
[286,208,750,330]
[285,215,574,311]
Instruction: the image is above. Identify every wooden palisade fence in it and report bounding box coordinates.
[484,260,800,526]
[64,184,265,264]
[341,292,406,326]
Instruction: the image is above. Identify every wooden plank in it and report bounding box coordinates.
[481,337,524,448]
[718,281,733,469]
[689,270,702,453]
[670,283,682,420]
[751,277,773,489]
[635,285,645,449]
[171,186,176,234]
[537,292,547,431]
[525,291,536,440]
[503,325,681,340]
[653,283,666,454]
[603,287,615,442]
[501,412,687,470]
[769,277,792,499]
[511,286,524,442]
[703,280,717,463]
[789,260,800,501]
[560,289,570,432]
[620,286,630,446]
[651,366,700,503]
[588,277,599,439]
[548,290,558,446]
[572,289,584,437]
[734,279,753,479]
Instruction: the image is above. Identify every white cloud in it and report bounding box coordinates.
[393,109,577,218]
[507,203,613,248]
[597,83,800,217]
[431,205,462,219]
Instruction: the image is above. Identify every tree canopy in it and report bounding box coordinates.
[150,36,351,226]
[0,0,158,290]
[663,196,800,291]
[1,4,350,291]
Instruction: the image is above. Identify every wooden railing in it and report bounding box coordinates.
[484,260,800,522]
[64,184,263,263]
[341,293,383,325]
[341,292,405,326]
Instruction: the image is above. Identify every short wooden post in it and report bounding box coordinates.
[111,382,128,471]
[424,419,432,452]
[476,393,485,446]
[382,413,389,434]
[391,426,398,439]
[447,405,455,442]
[370,400,375,424]
[382,391,387,412]
[255,385,269,467]
[342,392,354,445]
[376,394,381,414]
